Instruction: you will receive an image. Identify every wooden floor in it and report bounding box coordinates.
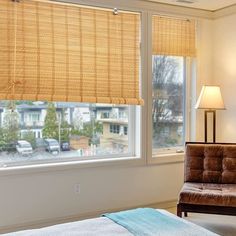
[166,207,236,236]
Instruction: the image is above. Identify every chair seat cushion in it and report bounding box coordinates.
[178,182,236,207]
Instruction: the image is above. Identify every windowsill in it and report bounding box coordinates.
[0,151,185,177]
[0,156,145,177]
[148,152,185,165]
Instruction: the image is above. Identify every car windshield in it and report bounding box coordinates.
[50,141,58,145]
[21,144,31,148]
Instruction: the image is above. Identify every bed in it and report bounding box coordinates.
[3,208,219,236]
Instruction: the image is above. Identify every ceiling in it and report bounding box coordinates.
[147,0,236,11]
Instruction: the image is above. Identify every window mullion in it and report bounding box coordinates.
[128,105,136,156]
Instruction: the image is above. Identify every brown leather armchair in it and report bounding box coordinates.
[177,142,236,217]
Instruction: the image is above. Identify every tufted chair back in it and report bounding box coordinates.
[185,143,236,184]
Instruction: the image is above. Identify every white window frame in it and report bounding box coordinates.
[146,12,195,165]
[0,2,147,171]
[0,0,201,175]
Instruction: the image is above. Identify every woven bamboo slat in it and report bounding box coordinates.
[152,15,196,57]
[0,0,144,105]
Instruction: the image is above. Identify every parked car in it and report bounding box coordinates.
[16,140,33,156]
[61,141,70,151]
[44,139,60,154]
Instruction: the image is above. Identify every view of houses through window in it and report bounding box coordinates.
[0,101,129,166]
[152,55,185,153]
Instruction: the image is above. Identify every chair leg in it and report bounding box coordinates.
[177,204,182,218]
[184,212,188,217]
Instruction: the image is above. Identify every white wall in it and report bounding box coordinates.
[195,19,214,141]
[0,163,183,229]
[212,14,236,142]
[0,18,213,233]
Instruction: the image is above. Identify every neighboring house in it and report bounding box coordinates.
[97,106,129,152]
[100,120,128,152]
[0,102,77,139]
[17,103,75,139]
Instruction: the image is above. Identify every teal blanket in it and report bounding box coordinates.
[103,208,218,236]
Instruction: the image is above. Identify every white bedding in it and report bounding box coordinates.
[2,210,219,236]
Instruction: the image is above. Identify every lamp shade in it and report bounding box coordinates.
[195,86,225,110]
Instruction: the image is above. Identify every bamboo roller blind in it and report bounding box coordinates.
[0,0,144,105]
[152,15,196,57]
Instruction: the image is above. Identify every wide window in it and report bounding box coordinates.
[0,0,143,167]
[0,101,132,167]
[152,56,185,154]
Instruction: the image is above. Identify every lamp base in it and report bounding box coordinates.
[204,110,216,143]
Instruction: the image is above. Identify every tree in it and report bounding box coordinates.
[59,109,70,143]
[83,121,102,139]
[71,121,102,138]
[152,56,183,147]
[42,102,58,140]
[2,101,20,151]
[0,128,7,151]
[22,130,36,149]
[60,121,70,142]
[43,104,71,143]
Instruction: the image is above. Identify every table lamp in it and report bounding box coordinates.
[195,86,225,143]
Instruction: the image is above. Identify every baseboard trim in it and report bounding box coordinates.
[0,199,177,234]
